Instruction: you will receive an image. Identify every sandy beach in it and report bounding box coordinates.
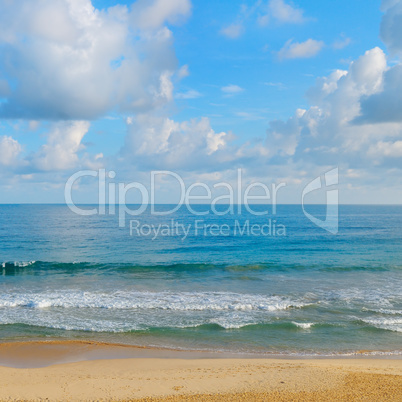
[0,341,400,401]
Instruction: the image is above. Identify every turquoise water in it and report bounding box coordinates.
[0,205,401,356]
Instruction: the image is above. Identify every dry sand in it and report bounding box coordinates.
[0,341,401,401]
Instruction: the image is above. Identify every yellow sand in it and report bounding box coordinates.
[0,342,401,401]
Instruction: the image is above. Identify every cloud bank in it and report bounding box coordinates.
[0,0,188,120]
[1,0,402,203]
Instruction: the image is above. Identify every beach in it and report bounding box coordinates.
[0,341,401,401]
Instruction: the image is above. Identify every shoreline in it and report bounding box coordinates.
[0,342,401,401]
[0,340,401,369]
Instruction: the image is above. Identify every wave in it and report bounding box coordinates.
[186,322,321,330]
[362,307,402,316]
[1,260,400,275]
[358,317,402,333]
[1,261,36,268]
[292,322,315,329]
[0,291,308,312]
[0,320,332,333]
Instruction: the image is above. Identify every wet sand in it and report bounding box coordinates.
[0,341,401,401]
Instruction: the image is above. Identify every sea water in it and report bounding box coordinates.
[0,204,401,356]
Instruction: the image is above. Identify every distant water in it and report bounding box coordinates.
[0,204,401,356]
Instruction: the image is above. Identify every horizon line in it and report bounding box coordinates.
[1,203,402,206]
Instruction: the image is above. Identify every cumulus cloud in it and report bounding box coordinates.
[265,47,401,171]
[355,2,402,124]
[380,0,402,56]
[265,109,304,158]
[278,39,324,60]
[368,140,402,160]
[2,0,402,203]
[0,0,188,120]
[31,121,91,171]
[355,65,402,123]
[123,115,236,171]
[0,136,22,166]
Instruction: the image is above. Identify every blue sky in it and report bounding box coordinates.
[0,0,401,203]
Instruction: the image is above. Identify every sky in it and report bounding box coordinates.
[0,0,401,204]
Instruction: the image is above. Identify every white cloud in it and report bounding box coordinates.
[124,115,233,171]
[206,130,226,155]
[267,0,305,24]
[2,0,402,203]
[221,84,244,95]
[175,89,202,99]
[225,0,306,38]
[266,47,397,171]
[306,69,348,103]
[0,0,188,120]
[0,136,22,166]
[31,121,90,171]
[130,0,191,30]
[220,23,244,39]
[357,65,402,123]
[348,48,387,95]
[368,140,402,159]
[278,39,324,60]
[157,71,174,103]
[380,0,402,56]
[354,3,402,124]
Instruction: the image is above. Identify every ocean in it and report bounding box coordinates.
[0,204,401,356]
